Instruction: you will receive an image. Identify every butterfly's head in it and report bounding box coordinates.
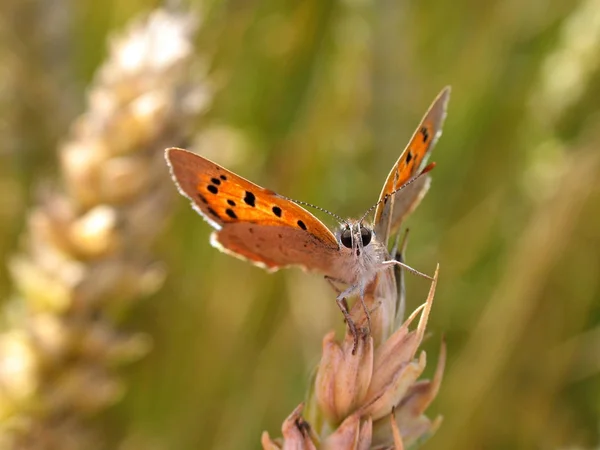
[337,221,388,283]
[339,221,373,256]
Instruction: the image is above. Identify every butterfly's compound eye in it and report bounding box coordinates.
[341,228,353,248]
[360,226,372,246]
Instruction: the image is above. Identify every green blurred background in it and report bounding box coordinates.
[1,0,599,448]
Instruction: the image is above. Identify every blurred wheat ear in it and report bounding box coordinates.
[262,265,445,449]
[0,9,211,449]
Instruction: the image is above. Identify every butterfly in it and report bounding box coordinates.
[166,87,450,345]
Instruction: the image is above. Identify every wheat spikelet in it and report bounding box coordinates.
[262,264,445,449]
[0,9,211,449]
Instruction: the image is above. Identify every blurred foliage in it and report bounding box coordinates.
[1,0,599,449]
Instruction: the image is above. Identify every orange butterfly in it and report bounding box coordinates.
[166,87,450,343]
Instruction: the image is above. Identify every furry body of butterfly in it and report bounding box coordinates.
[166,87,450,344]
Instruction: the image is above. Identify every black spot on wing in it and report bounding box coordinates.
[420,126,430,143]
[244,191,256,207]
[225,208,237,219]
[297,220,307,230]
[207,185,218,194]
[406,151,413,163]
[207,207,219,218]
[272,206,282,217]
[211,177,221,185]
[197,194,208,204]
[220,175,227,180]
[227,199,236,206]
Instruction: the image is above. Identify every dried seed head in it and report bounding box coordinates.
[315,331,373,425]
[322,413,365,450]
[268,265,444,449]
[261,404,317,450]
[0,8,210,447]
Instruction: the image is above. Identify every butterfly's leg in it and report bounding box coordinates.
[324,276,344,295]
[335,296,359,354]
[380,259,433,280]
[358,283,372,336]
[336,286,360,354]
[326,277,353,332]
[340,297,350,313]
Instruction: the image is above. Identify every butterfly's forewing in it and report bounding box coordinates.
[213,223,344,276]
[374,87,450,244]
[166,148,341,273]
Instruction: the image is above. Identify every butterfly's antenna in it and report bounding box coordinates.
[281,196,347,226]
[359,162,436,223]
